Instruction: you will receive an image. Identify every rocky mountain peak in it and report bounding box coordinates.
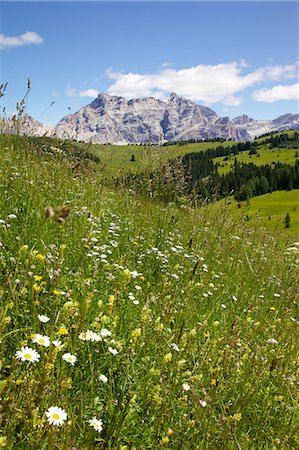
[12,92,297,144]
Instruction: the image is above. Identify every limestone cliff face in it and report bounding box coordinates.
[53,92,250,144]
[5,93,298,143]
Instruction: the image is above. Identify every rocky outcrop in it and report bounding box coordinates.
[3,93,298,144]
[53,93,250,144]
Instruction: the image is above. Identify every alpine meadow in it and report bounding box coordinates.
[0,1,299,449]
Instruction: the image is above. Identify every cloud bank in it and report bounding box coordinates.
[105,61,298,105]
[252,83,299,102]
[0,31,43,49]
[66,86,99,98]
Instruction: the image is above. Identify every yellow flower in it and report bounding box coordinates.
[52,289,61,296]
[33,284,41,292]
[15,379,24,385]
[34,275,43,282]
[210,378,217,386]
[122,269,131,279]
[58,327,68,335]
[164,353,172,363]
[231,413,241,422]
[131,328,142,338]
[35,254,45,262]
[139,275,145,282]
[20,245,28,252]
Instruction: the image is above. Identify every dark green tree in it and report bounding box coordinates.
[284,212,291,228]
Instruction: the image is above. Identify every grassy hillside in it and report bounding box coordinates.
[76,140,237,176]
[211,190,299,238]
[215,147,298,175]
[0,134,298,449]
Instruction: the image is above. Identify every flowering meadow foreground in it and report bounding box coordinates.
[0,134,298,449]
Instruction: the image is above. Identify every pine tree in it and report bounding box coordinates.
[284,213,291,228]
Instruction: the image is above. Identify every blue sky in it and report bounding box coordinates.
[1,1,298,124]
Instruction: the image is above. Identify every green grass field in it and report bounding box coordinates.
[79,140,237,176]
[0,133,298,449]
[215,147,298,174]
[211,190,299,238]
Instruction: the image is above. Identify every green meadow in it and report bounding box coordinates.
[215,147,298,175]
[0,133,298,449]
[79,140,237,177]
[213,190,299,238]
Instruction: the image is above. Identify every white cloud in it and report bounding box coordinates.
[105,62,298,105]
[0,31,43,49]
[252,83,299,102]
[66,86,99,98]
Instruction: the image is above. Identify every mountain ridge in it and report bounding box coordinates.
[2,93,299,144]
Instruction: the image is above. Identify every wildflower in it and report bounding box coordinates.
[32,333,50,347]
[164,353,172,363]
[52,289,61,296]
[98,374,108,383]
[62,353,77,365]
[135,285,142,290]
[7,214,17,220]
[199,399,207,407]
[38,314,50,323]
[274,293,280,298]
[15,346,40,363]
[100,328,112,338]
[267,338,278,344]
[170,343,180,352]
[89,417,103,432]
[221,304,227,309]
[33,284,41,293]
[34,275,43,282]
[52,340,63,349]
[46,406,67,426]
[58,327,68,335]
[108,347,118,356]
[130,270,141,278]
[182,383,190,391]
[232,295,237,302]
[35,254,45,262]
[131,328,142,338]
[133,300,139,305]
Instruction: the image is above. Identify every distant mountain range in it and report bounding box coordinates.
[2,93,299,144]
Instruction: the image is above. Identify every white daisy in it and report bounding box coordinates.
[170,343,180,352]
[90,332,102,342]
[100,328,112,338]
[62,353,77,365]
[98,374,108,383]
[32,333,50,347]
[46,406,67,426]
[182,383,191,391]
[89,417,103,432]
[38,314,50,323]
[52,340,64,350]
[15,346,40,363]
[108,347,118,356]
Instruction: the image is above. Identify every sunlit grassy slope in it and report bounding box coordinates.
[77,140,237,176]
[215,147,298,175]
[211,190,299,238]
[0,134,298,449]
